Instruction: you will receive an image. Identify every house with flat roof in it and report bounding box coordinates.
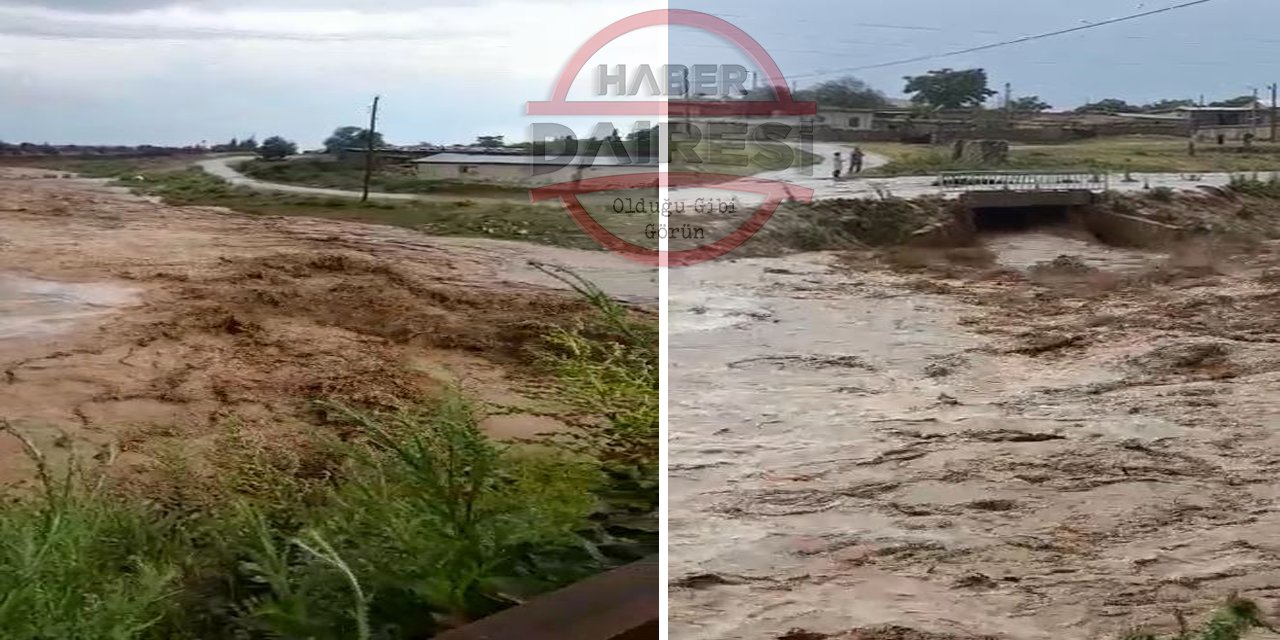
[1150,106,1276,143]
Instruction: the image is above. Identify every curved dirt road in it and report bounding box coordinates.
[197,156,529,203]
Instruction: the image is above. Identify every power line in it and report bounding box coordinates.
[789,0,1223,80]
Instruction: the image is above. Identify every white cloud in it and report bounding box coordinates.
[0,0,668,145]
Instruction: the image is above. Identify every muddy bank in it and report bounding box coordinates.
[0,170,654,483]
[669,227,1280,638]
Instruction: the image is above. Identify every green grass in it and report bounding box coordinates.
[864,136,1280,176]
[1229,173,1280,198]
[238,159,529,200]
[0,155,200,179]
[669,139,821,177]
[1122,596,1272,640]
[0,284,657,639]
[119,168,633,250]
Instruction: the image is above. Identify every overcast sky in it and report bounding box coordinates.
[0,0,663,146]
[673,0,1278,110]
[1,0,1272,146]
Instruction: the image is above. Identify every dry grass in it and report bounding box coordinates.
[864,136,1280,176]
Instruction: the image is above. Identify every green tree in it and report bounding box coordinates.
[1073,98,1140,114]
[1009,96,1052,113]
[902,68,997,109]
[258,136,298,160]
[747,76,889,110]
[475,135,505,148]
[1210,95,1258,108]
[239,136,259,152]
[1142,98,1197,112]
[324,126,385,154]
[796,76,890,109]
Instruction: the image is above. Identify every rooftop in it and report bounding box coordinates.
[414,153,658,167]
[1175,106,1264,112]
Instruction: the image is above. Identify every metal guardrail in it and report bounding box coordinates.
[435,557,658,640]
[938,170,1109,192]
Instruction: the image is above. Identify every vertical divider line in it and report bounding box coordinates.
[657,20,671,639]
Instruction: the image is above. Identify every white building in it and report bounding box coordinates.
[812,108,879,131]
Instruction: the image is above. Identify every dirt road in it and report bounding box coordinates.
[197,156,530,203]
[0,170,653,482]
[669,229,1280,639]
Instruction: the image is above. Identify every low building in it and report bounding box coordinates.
[812,108,879,131]
[1152,106,1276,143]
[412,152,657,186]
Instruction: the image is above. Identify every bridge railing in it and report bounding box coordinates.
[938,171,1109,192]
[435,557,658,640]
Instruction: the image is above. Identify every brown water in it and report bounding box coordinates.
[0,275,137,341]
[669,238,1280,639]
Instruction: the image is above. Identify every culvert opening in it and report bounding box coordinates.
[972,205,1070,233]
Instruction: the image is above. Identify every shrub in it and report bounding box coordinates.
[0,273,658,639]
[1228,173,1280,199]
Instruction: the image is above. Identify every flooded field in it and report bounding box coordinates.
[669,231,1280,640]
[0,169,654,483]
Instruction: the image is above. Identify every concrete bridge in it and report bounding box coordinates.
[937,170,1110,194]
[915,170,1185,247]
[939,170,1107,211]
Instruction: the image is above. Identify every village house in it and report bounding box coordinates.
[1154,106,1277,143]
[811,107,879,131]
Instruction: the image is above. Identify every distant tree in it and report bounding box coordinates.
[475,135,506,148]
[745,76,890,109]
[1142,98,1197,112]
[324,126,385,154]
[796,76,891,109]
[1009,96,1052,113]
[258,136,298,160]
[626,125,661,156]
[238,137,259,152]
[741,83,786,101]
[1210,95,1258,108]
[903,68,997,109]
[1073,98,1140,114]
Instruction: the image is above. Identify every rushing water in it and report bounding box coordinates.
[0,275,137,340]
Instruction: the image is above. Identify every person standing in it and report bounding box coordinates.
[849,146,865,174]
[831,151,843,179]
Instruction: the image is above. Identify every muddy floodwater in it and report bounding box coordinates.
[669,233,1280,640]
[0,275,137,341]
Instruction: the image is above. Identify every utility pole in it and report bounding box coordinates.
[1004,82,1013,122]
[361,95,381,203]
[1270,83,1278,142]
[1251,86,1260,132]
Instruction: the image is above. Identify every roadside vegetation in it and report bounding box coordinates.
[1228,173,1280,199]
[0,279,657,639]
[10,156,656,250]
[864,137,1280,176]
[669,137,821,178]
[121,167,600,248]
[237,158,528,199]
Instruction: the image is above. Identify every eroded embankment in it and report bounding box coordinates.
[731,186,1280,259]
[670,188,1280,640]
